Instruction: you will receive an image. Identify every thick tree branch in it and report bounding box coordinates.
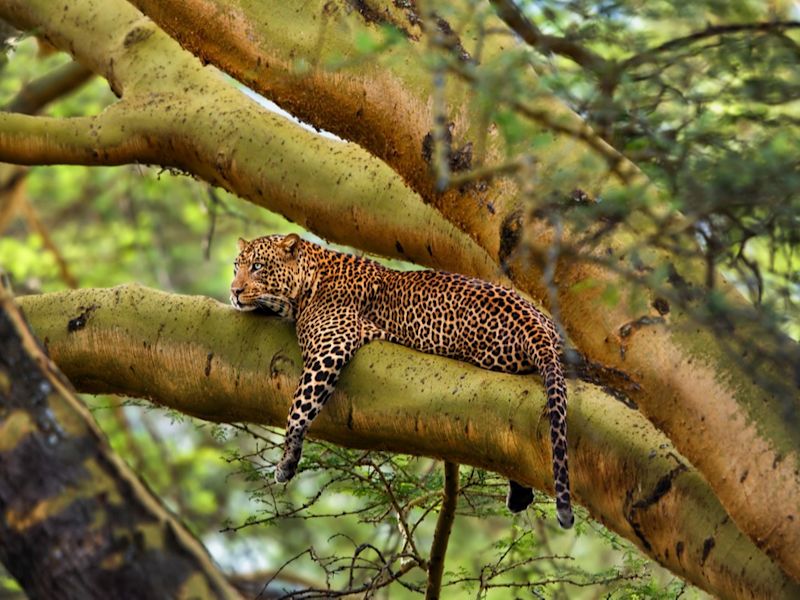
[0,110,157,166]
[16,285,800,600]
[0,284,241,599]
[2,0,799,583]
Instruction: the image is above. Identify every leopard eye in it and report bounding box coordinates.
[251,263,263,272]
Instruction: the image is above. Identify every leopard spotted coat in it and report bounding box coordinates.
[231,234,573,528]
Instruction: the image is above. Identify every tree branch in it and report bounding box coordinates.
[488,0,608,74]
[0,283,241,600]
[621,20,800,71]
[0,110,157,166]
[5,60,94,115]
[425,462,458,600]
[3,0,800,583]
[16,285,800,600]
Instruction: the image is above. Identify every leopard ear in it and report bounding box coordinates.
[237,238,249,252]
[279,233,301,256]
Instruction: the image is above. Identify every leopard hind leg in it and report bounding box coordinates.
[506,480,535,513]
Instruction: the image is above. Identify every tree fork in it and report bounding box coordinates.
[0,0,798,583]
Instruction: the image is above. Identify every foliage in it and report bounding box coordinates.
[488,0,800,372]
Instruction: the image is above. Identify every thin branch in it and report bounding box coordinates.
[447,61,638,183]
[5,60,94,115]
[20,190,78,288]
[367,460,423,561]
[425,461,459,600]
[621,20,800,71]
[489,0,607,74]
[0,109,155,166]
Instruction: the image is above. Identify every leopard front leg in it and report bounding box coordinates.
[275,358,343,482]
[275,313,385,483]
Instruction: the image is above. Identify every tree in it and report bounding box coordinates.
[0,281,241,599]
[0,0,797,598]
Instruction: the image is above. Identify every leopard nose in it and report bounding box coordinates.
[231,286,244,297]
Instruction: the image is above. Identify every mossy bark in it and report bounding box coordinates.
[17,286,800,600]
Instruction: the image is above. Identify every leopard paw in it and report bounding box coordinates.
[275,460,297,483]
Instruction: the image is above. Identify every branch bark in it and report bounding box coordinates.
[4,60,93,114]
[0,285,241,599]
[16,285,800,600]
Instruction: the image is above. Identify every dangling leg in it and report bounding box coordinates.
[275,359,343,482]
[275,314,385,483]
[506,480,534,513]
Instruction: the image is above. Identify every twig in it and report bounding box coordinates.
[620,20,800,71]
[258,548,314,599]
[367,460,422,559]
[425,461,459,600]
[488,0,607,75]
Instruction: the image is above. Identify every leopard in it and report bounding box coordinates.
[230,233,574,528]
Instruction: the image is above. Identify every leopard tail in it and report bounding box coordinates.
[531,336,574,529]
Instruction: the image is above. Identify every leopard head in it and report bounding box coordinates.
[230,234,305,319]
